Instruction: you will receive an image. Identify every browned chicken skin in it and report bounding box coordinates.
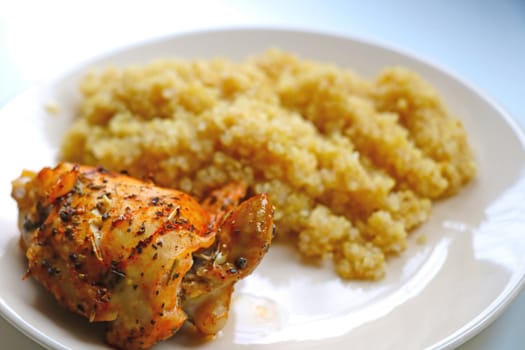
[11,163,274,349]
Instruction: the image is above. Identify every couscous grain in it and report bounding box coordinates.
[61,49,476,280]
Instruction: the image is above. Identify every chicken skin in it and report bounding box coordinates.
[11,163,274,349]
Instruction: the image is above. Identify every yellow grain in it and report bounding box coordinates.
[61,49,475,280]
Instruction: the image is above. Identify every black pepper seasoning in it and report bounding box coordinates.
[235,257,248,270]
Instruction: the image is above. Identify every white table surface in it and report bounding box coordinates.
[1,0,524,349]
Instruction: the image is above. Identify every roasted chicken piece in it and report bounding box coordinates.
[11,163,274,349]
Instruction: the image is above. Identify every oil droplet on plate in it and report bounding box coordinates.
[231,293,285,343]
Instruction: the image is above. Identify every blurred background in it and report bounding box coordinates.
[1,0,524,349]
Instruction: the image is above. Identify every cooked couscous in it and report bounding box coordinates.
[61,49,476,280]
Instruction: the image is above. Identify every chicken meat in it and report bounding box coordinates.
[11,162,274,349]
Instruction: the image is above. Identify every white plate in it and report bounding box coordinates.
[1,28,525,350]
